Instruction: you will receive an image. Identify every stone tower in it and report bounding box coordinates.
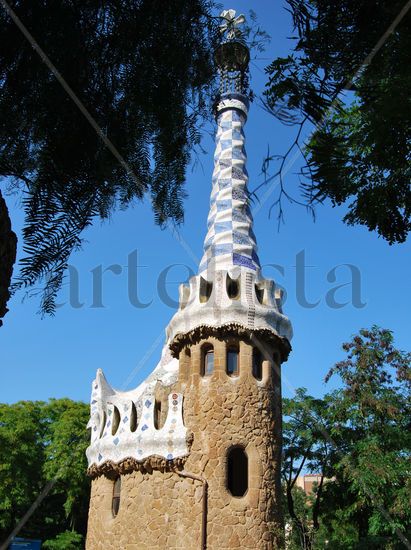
[85,9,292,549]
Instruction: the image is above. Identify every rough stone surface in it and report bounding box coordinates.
[86,335,285,549]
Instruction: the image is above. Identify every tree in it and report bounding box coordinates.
[0,0,220,318]
[0,401,45,538]
[283,327,411,549]
[282,389,335,550]
[42,400,90,535]
[263,0,411,244]
[43,531,84,550]
[323,326,411,547]
[0,399,90,545]
[0,190,17,326]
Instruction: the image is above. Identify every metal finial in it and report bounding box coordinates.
[215,9,250,96]
[219,9,246,41]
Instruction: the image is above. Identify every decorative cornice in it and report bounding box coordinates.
[85,349,189,471]
[87,455,188,479]
[87,432,194,479]
[169,322,291,362]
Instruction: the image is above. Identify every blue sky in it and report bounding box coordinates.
[1,0,410,404]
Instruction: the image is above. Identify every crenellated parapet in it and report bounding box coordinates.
[167,267,291,359]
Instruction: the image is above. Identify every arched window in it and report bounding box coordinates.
[226,346,239,377]
[252,348,263,381]
[255,284,265,304]
[201,345,214,376]
[227,447,248,497]
[226,274,240,299]
[112,477,121,517]
[199,277,213,303]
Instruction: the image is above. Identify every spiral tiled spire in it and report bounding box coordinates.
[199,93,260,277]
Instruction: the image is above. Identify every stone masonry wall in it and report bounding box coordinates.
[86,334,284,549]
[86,470,203,549]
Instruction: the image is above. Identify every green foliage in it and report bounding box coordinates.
[43,530,83,550]
[282,389,334,549]
[264,0,411,243]
[0,0,220,313]
[0,399,90,543]
[324,326,411,546]
[42,400,90,531]
[283,327,410,549]
[0,401,44,535]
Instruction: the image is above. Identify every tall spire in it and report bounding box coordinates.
[199,10,260,276]
[199,94,260,276]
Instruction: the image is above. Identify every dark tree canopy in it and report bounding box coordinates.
[264,0,411,244]
[0,191,16,325]
[0,0,219,314]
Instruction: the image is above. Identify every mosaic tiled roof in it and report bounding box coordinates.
[86,345,189,470]
[199,94,260,276]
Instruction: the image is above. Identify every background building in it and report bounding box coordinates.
[295,474,324,496]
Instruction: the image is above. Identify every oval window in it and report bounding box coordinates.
[227,446,248,497]
[111,406,120,436]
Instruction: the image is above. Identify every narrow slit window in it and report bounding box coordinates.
[99,410,106,438]
[252,348,263,381]
[226,347,239,377]
[227,447,248,497]
[112,477,121,517]
[154,399,162,429]
[130,402,137,432]
[111,406,120,436]
[202,347,214,376]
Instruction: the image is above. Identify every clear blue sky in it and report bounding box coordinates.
[1,0,410,404]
